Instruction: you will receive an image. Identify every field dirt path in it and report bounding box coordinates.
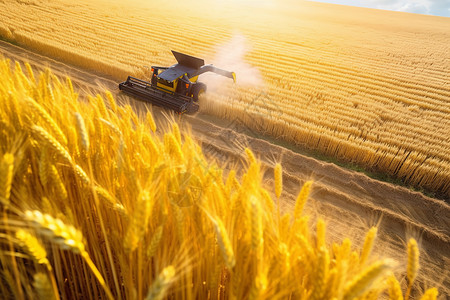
[1,40,449,296]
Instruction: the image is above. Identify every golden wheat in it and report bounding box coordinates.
[405,238,420,300]
[387,274,403,300]
[293,180,313,220]
[0,59,439,299]
[145,266,176,300]
[343,259,393,300]
[33,273,56,300]
[0,153,14,206]
[360,227,378,267]
[74,112,90,153]
[15,230,49,266]
[419,287,439,300]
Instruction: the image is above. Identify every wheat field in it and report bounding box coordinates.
[0,0,449,197]
[0,55,441,299]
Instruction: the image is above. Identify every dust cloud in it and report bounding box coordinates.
[200,34,263,93]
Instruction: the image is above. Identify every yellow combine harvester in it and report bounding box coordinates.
[119,50,236,114]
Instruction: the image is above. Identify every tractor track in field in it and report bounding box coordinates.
[1,40,449,296]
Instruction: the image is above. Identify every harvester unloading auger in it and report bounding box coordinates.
[119,50,236,114]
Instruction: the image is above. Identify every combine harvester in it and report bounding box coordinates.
[119,51,236,114]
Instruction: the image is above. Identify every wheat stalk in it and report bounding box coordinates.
[311,246,329,300]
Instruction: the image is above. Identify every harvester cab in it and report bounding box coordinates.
[119,50,236,114]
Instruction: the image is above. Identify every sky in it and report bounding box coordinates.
[309,0,450,17]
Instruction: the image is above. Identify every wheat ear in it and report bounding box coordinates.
[146,111,157,133]
[214,219,236,269]
[25,210,85,254]
[31,125,73,165]
[124,190,152,252]
[49,165,67,200]
[15,230,49,266]
[25,210,114,300]
[343,259,393,300]
[360,227,377,266]
[105,91,117,113]
[405,238,419,300]
[419,288,438,300]
[316,218,326,249]
[94,185,126,214]
[293,181,313,220]
[65,77,75,97]
[250,196,263,250]
[164,133,183,163]
[260,188,274,212]
[245,148,256,164]
[74,112,89,153]
[25,62,35,83]
[147,225,164,258]
[0,153,14,206]
[73,164,90,185]
[172,122,181,144]
[387,274,403,300]
[145,266,176,300]
[25,97,67,146]
[38,148,49,187]
[274,163,283,198]
[249,273,268,300]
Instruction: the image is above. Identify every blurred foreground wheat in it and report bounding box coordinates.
[0,58,438,299]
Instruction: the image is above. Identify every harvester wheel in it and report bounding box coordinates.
[192,82,207,101]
